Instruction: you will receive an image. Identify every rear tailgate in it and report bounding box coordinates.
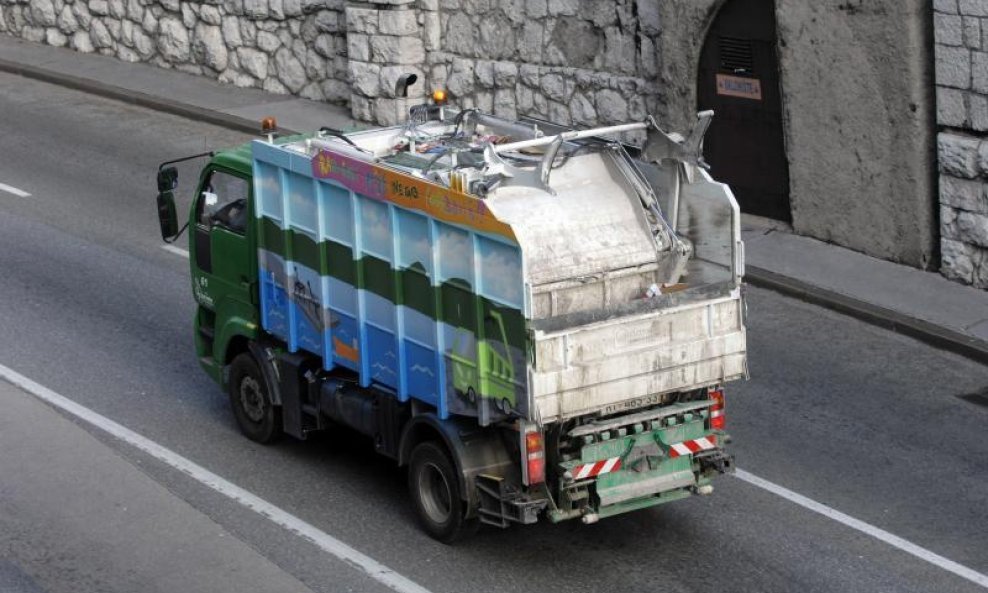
[531,291,746,423]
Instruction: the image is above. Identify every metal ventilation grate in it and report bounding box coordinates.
[719,37,755,74]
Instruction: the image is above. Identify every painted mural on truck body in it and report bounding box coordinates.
[251,141,528,424]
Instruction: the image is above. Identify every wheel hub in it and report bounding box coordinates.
[239,376,265,423]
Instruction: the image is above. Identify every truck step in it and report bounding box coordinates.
[198,325,215,342]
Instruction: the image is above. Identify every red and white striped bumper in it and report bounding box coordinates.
[668,435,718,458]
[572,457,622,480]
[569,434,720,481]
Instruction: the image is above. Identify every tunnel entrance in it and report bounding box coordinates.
[697,0,791,222]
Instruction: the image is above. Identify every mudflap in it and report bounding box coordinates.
[476,474,548,527]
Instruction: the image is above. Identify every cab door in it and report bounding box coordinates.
[190,167,256,357]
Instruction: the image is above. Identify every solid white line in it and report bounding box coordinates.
[161,244,189,258]
[0,363,433,593]
[734,469,988,589]
[3,359,984,591]
[0,182,31,198]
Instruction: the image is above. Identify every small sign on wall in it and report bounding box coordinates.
[716,74,763,100]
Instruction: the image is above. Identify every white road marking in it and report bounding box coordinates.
[0,363,433,593]
[161,244,189,258]
[0,182,31,198]
[734,469,988,589]
[1,359,984,591]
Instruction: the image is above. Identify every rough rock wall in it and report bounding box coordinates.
[424,0,663,131]
[0,0,350,103]
[0,0,665,131]
[655,0,720,132]
[345,0,427,125]
[935,0,988,289]
[340,0,663,131]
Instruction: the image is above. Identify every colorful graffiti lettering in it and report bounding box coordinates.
[316,151,333,176]
[310,149,515,241]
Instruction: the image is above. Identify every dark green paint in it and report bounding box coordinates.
[189,155,258,379]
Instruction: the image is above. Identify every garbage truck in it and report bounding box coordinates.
[155,95,747,542]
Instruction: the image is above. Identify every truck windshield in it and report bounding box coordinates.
[198,170,249,234]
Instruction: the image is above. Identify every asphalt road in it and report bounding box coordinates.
[1,72,987,593]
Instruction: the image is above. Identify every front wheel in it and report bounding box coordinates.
[408,441,477,543]
[228,352,282,444]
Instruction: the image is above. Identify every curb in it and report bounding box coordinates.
[746,266,988,365]
[3,55,985,365]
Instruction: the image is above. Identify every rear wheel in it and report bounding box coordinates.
[228,352,282,444]
[408,441,477,543]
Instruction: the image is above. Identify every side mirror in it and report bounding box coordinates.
[157,190,179,241]
[157,166,178,192]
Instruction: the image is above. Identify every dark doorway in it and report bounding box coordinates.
[697,0,791,222]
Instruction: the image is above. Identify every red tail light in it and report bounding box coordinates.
[525,430,545,485]
[709,388,725,430]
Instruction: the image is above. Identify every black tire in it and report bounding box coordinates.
[228,352,282,444]
[467,387,477,405]
[408,441,478,543]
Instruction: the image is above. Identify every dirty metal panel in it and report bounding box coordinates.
[532,296,746,422]
[487,152,658,289]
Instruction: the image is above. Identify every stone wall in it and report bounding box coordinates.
[342,0,662,133]
[0,0,350,103]
[935,0,988,289]
[345,0,427,125]
[425,0,662,131]
[0,0,665,132]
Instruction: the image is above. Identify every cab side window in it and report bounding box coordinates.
[197,170,250,234]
